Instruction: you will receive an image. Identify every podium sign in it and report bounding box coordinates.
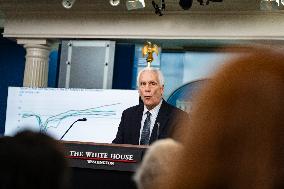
[63,141,147,172]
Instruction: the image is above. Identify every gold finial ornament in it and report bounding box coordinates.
[142,41,159,67]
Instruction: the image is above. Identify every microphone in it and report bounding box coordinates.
[77,118,87,121]
[156,122,160,140]
[60,118,87,140]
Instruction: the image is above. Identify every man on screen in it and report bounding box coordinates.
[112,67,189,145]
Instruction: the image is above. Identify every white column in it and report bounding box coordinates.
[17,39,51,87]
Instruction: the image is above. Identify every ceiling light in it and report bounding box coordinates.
[260,0,279,10]
[126,0,145,10]
[62,0,76,9]
[110,0,120,6]
[179,0,193,10]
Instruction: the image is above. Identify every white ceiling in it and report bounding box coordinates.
[0,0,282,22]
[74,0,261,12]
[0,0,269,29]
[1,0,284,49]
[0,0,266,13]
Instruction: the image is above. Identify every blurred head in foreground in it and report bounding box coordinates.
[159,48,284,189]
[0,130,70,189]
[134,138,183,189]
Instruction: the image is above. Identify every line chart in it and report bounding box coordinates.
[5,87,139,143]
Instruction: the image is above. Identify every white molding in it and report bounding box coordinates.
[17,39,49,45]
[2,13,284,40]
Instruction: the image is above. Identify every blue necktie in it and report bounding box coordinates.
[140,111,151,145]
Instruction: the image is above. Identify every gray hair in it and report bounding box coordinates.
[136,67,165,87]
[133,139,183,189]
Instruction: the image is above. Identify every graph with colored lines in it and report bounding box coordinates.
[5,87,139,143]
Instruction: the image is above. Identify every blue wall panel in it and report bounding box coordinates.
[48,49,60,88]
[112,43,135,89]
[0,36,25,135]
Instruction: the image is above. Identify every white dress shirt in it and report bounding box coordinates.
[139,100,163,144]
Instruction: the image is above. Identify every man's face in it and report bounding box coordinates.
[138,71,164,110]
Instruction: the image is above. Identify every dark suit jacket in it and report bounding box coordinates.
[112,99,189,145]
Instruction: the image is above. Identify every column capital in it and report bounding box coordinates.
[17,38,52,47]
